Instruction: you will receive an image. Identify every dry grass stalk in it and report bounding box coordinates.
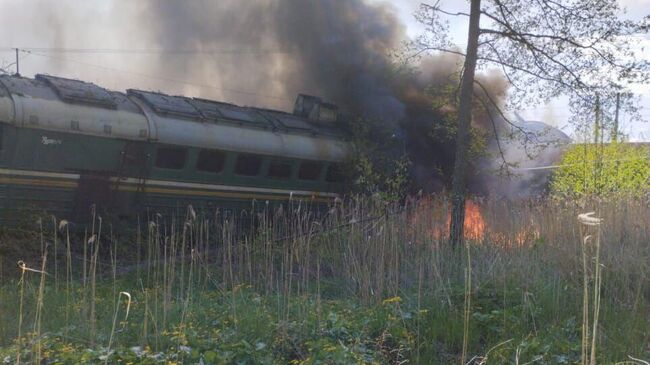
[2,196,647,363]
[105,291,132,365]
[578,211,604,365]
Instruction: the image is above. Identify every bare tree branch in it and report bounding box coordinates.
[473,78,539,151]
[419,2,471,17]
[475,93,513,175]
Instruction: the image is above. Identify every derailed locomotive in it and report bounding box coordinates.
[0,74,351,223]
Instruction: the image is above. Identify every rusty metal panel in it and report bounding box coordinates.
[128,89,200,119]
[36,74,117,109]
[256,108,315,133]
[187,98,274,129]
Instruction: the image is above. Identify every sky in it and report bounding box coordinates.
[385,0,650,142]
[0,0,648,141]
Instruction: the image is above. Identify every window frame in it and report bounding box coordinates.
[195,149,227,174]
[266,159,294,180]
[233,153,264,177]
[154,146,188,170]
[298,160,324,181]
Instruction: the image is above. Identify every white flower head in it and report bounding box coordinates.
[188,205,196,220]
[578,212,602,226]
[130,346,144,357]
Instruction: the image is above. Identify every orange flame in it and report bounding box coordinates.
[408,197,541,247]
[408,198,486,242]
[462,200,486,240]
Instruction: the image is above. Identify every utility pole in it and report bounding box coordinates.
[593,94,600,145]
[612,92,620,142]
[600,105,604,145]
[14,48,19,76]
[593,94,603,195]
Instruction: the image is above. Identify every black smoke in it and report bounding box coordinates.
[142,1,408,120]
[140,0,508,193]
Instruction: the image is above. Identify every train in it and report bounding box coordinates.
[0,73,352,223]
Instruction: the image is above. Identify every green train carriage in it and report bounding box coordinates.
[0,73,351,224]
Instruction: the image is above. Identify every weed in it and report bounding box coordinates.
[0,196,647,364]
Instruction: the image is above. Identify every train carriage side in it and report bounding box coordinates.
[0,74,351,225]
[0,74,153,223]
[128,90,350,218]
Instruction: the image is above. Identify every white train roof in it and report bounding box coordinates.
[0,74,351,162]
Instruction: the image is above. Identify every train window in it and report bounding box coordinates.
[196,149,226,173]
[298,161,323,180]
[325,164,346,183]
[155,147,187,169]
[267,160,292,179]
[234,153,262,176]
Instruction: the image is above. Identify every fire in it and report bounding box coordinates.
[443,200,486,241]
[408,197,541,246]
[462,200,486,240]
[408,197,487,242]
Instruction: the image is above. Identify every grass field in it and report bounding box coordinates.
[0,196,647,364]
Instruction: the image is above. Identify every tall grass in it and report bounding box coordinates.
[0,195,648,363]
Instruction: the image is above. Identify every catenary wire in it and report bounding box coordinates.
[18,49,293,102]
[0,46,296,55]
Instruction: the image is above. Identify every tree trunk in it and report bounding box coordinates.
[449,0,482,247]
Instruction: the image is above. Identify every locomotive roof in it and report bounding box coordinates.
[0,74,350,162]
[0,74,142,113]
[126,88,345,138]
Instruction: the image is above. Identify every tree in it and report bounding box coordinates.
[415,0,649,246]
[348,117,412,201]
[551,142,650,198]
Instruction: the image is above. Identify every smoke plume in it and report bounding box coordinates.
[141,1,410,121]
[140,0,511,191]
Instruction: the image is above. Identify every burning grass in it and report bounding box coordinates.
[0,196,648,364]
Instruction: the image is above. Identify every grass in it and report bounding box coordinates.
[0,196,647,364]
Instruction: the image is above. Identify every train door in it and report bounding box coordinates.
[72,141,150,222]
[73,172,112,222]
[0,124,8,218]
[0,122,23,223]
[113,141,150,216]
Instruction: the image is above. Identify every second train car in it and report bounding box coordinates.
[0,73,351,223]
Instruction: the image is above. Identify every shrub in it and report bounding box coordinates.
[551,142,650,198]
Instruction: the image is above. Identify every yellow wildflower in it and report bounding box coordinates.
[382,296,402,304]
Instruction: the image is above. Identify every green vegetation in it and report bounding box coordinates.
[551,142,650,198]
[0,197,648,364]
[345,78,495,201]
[347,117,412,200]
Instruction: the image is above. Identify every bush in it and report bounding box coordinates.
[551,142,650,198]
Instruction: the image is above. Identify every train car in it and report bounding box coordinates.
[0,74,351,223]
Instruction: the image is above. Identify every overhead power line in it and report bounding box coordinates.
[20,50,292,102]
[514,155,650,171]
[1,46,295,55]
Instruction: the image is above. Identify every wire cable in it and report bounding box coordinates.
[514,154,650,171]
[2,46,295,55]
[21,49,292,102]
